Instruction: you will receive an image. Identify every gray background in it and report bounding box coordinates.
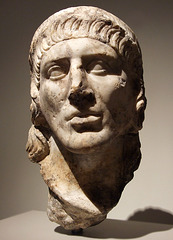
[0,0,173,225]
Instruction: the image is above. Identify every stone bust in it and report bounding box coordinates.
[26,6,146,231]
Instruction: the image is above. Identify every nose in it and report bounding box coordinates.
[68,61,96,109]
[70,60,86,90]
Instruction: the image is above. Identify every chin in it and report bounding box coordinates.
[60,129,115,154]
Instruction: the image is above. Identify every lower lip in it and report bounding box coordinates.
[70,115,101,125]
[70,115,102,133]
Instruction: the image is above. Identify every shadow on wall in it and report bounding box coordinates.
[128,207,173,225]
[55,208,173,239]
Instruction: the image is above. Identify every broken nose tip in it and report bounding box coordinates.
[68,89,96,108]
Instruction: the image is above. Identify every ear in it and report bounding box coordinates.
[134,88,147,131]
[30,79,39,99]
[30,79,48,128]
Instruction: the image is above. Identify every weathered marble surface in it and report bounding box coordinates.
[26,6,146,230]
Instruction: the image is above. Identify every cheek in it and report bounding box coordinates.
[92,76,123,103]
[91,74,135,121]
[39,80,67,113]
[108,84,136,127]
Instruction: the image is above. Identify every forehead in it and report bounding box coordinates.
[41,38,118,64]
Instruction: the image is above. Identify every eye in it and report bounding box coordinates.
[47,65,67,81]
[46,59,69,81]
[86,60,110,76]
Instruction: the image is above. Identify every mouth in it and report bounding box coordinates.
[68,112,103,133]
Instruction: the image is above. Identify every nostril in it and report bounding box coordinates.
[85,92,95,102]
[68,91,80,103]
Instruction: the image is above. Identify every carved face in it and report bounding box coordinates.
[39,38,136,153]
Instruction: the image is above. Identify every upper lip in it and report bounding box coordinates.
[66,111,102,121]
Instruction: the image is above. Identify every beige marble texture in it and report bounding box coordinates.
[26,6,146,231]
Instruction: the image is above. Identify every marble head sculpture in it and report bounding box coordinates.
[26,6,146,230]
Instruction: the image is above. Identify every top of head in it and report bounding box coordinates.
[29,6,142,87]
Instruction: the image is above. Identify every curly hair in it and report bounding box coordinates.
[29,6,143,87]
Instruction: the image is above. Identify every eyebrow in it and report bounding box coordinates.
[82,53,118,62]
[41,58,69,70]
[42,53,118,65]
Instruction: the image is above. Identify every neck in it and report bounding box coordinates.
[39,132,141,230]
[44,135,125,209]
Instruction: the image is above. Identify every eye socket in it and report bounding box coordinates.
[46,59,69,81]
[47,65,67,80]
[86,60,110,76]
